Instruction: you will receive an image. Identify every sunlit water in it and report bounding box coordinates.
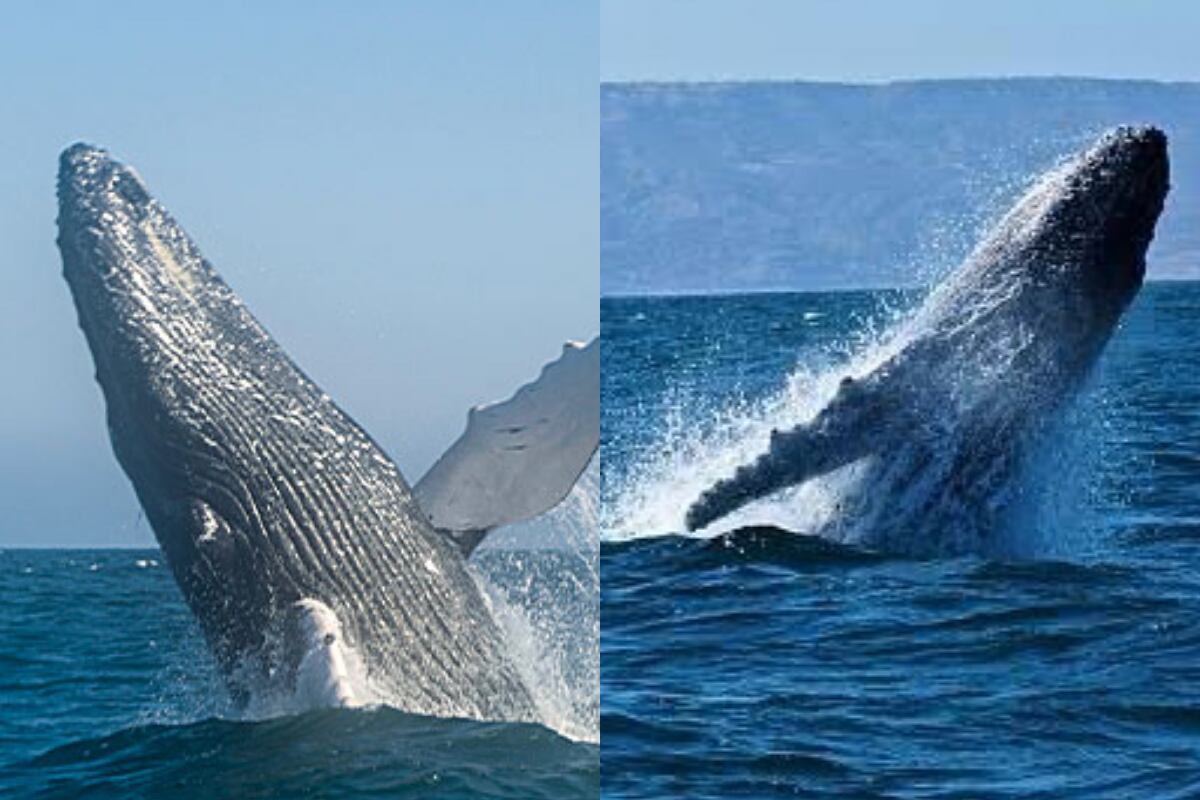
[0,544,598,799]
[601,284,1200,798]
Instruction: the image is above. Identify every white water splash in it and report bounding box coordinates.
[602,291,1118,558]
[997,363,1120,560]
[474,458,599,743]
[139,459,598,740]
[602,308,913,543]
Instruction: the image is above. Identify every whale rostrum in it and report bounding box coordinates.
[686,126,1169,555]
[57,144,597,720]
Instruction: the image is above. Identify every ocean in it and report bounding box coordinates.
[0,548,598,799]
[600,283,1200,798]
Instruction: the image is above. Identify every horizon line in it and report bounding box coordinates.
[601,75,1200,90]
[600,276,1200,300]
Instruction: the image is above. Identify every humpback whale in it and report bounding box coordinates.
[57,144,598,721]
[685,126,1169,555]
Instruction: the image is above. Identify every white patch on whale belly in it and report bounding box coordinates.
[291,599,363,709]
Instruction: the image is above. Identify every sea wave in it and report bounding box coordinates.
[8,707,596,800]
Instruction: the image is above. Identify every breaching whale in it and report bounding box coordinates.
[685,126,1169,555]
[57,144,598,721]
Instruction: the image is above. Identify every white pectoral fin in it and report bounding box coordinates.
[414,338,599,549]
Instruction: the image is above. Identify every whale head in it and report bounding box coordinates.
[1026,125,1166,307]
[948,126,1167,330]
[912,125,1169,406]
[57,144,293,667]
[57,143,235,383]
[57,144,252,521]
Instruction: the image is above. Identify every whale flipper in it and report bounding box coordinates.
[415,338,600,555]
[686,412,864,532]
[687,373,904,531]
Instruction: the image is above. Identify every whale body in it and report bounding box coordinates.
[685,127,1170,555]
[57,144,595,721]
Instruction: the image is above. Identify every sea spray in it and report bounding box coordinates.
[474,458,599,742]
[601,295,915,543]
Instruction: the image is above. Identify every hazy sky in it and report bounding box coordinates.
[0,2,596,547]
[602,0,1200,83]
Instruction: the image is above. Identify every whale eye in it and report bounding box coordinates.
[323,633,336,646]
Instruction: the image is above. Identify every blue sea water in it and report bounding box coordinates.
[600,283,1200,798]
[0,549,598,799]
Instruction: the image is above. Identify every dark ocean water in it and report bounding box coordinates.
[600,283,1200,798]
[0,549,598,799]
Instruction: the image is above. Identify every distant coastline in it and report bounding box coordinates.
[602,77,1200,294]
[602,75,1200,89]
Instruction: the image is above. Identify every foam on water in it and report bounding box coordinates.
[601,302,914,543]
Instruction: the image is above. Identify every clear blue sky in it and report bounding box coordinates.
[0,2,596,547]
[602,0,1200,83]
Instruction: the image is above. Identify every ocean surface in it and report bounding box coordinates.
[0,548,598,799]
[601,283,1200,798]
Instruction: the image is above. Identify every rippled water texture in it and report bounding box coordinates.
[601,285,1200,798]
[0,550,598,799]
